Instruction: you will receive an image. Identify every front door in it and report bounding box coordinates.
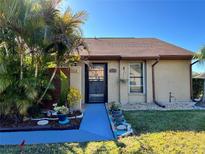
[85,63,107,103]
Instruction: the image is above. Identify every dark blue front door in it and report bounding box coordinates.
[85,63,107,103]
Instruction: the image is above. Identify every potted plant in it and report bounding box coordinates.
[109,101,122,115]
[53,104,69,122]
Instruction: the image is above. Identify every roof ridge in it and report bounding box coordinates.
[84,37,157,39]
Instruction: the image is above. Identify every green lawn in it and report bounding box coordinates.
[1,110,205,154]
[124,110,205,134]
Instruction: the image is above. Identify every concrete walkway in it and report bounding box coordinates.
[0,104,114,145]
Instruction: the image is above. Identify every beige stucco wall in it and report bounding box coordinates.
[107,61,120,103]
[71,59,191,106]
[119,60,146,105]
[146,60,154,103]
[154,60,191,103]
[70,66,82,110]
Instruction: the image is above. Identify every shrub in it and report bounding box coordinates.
[193,79,204,98]
[139,131,205,153]
[84,141,119,154]
[1,132,205,154]
[67,87,81,108]
[27,104,41,117]
[118,137,141,153]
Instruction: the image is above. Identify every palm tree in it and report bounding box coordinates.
[0,0,87,103]
[194,46,205,103]
[0,0,87,119]
[37,3,87,103]
[0,0,46,80]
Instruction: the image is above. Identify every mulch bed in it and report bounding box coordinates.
[0,111,83,132]
[0,118,82,132]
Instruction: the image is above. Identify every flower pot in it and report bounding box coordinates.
[57,114,67,121]
[112,113,123,119]
[112,109,122,115]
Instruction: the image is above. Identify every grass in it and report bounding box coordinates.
[1,110,205,153]
[124,110,205,134]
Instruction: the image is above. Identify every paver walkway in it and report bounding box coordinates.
[0,104,114,145]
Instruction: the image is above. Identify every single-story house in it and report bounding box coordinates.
[69,38,193,109]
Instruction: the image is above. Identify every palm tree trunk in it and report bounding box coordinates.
[37,67,58,103]
[16,37,23,80]
[3,43,8,57]
[20,53,23,80]
[35,62,38,78]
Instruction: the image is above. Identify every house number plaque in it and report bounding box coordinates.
[109,68,117,73]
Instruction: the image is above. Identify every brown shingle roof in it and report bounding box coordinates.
[81,38,193,60]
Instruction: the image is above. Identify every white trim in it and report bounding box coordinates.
[128,62,145,94]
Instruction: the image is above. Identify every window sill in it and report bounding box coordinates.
[128,93,145,96]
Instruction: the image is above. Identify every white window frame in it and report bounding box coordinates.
[128,62,145,94]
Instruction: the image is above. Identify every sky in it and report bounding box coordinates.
[60,0,205,73]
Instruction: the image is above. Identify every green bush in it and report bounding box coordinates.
[1,131,205,154]
[118,137,141,153]
[139,131,205,153]
[27,104,41,117]
[85,141,119,154]
[193,79,204,98]
[67,87,81,108]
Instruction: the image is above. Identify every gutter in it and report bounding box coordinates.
[190,60,199,100]
[152,57,166,108]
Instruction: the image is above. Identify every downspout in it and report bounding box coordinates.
[144,60,147,103]
[152,57,165,108]
[190,60,199,100]
[119,58,121,103]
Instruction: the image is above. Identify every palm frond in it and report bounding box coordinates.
[194,46,205,65]
[0,77,12,93]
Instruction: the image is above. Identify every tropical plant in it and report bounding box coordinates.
[36,1,87,103]
[0,0,87,121]
[67,87,81,108]
[194,46,205,103]
[0,0,46,80]
[0,42,52,119]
